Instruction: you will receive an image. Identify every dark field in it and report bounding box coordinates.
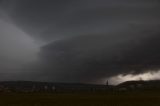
[0,91,160,106]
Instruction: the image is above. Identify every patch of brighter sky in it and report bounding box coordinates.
[107,70,160,85]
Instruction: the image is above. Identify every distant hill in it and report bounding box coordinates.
[0,81,112,93]
[117,80,160,91]
[0,80,160,93]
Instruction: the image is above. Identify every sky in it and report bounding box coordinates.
[0,0,160,84]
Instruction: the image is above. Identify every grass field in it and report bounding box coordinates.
[0,91,160,106]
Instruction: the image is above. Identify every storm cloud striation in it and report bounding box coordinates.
[0,0,160,83]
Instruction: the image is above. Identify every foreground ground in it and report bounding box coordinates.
[0,91,160,106]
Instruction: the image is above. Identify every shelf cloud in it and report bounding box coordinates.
[0,0,160,84]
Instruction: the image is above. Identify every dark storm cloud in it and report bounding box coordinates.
[3,0,160,40]
[39,26,160,83]
[0,0,160,83]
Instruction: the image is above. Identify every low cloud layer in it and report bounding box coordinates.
[0,0,160,83]
[109,70,160,85]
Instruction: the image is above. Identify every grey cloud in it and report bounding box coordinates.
[0,0,160,83]
[39,25,160,83]
[0,16,39,80]
[2,0,160,41]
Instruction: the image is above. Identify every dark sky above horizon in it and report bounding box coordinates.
[0,0,160,84]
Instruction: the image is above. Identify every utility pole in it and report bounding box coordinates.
[106,80,109,86]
